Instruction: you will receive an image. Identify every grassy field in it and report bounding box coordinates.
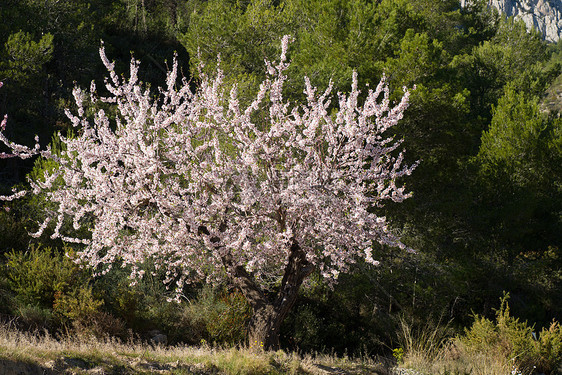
[0,322,395,375]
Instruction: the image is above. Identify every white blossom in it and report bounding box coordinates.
[0,37,417,294]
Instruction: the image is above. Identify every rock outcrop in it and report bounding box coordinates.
[461,0,562,42]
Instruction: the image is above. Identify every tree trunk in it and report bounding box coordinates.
[222,241,313,350]
[247,303,283,350]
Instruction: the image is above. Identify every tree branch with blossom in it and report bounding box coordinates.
[0,36,417,349]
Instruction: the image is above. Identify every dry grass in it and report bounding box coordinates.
[0,322,392,374]
[396,314,453,364]
[401,340,524,375]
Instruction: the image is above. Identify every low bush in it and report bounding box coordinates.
[182,286,251,346]
[400,293,562,375]
[5,244,86,307]
[460,293,562,374]
[52,285,126,339]
[0,263,15,316]
[53,286,103,323]
[3,244,120,337]
[14,303,54,330]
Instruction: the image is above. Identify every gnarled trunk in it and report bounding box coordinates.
[247,304,283,350]
[222,241,313,350]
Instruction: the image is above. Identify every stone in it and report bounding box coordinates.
[460,0,562,42]
[148,330,168,346]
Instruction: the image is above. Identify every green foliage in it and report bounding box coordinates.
[460,294,562,374]
[5,244,85,307]
[536,321,562,372]
[88,259,182,339]
[52,286,103,323]
[479,87,561,186]
[53,285,126,339]
[4,244,127,338]
[281,267,406,355]
[0,1,89,148]
[181,0,391,102]
[14,303,54,329]
[180,0,291,105]
[474,86,562,261]
[182,0,285,72]
[0,263,15,315]
[462,296,533,360]
[283,302,324,351]
[207,291,252,345]
[459,0,500,45]
[1,31,53,83]
[184,286,252,346]
[0,210,28,256]
[478,16,549,88]
[28,133,66,183]
[451,15,557,123]
[392,347,404,363]
[482,92,557,181]
[384,29,446,86]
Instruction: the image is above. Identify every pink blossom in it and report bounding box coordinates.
[1,115,7,131]
[0,37,417,304]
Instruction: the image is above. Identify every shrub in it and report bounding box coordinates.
[4,244,118,337]
[5,244,85,307]
[460,293,562,374]
[208,290,252,345]
[90,260,187,339]
[183,286,251,346]
[0,263,15,315]
[535,321,562,374]
[69,311,127,340]
[15,303,54,330]
[53,286,103,323]
[399,294,562,375]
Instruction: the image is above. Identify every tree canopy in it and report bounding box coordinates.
[0,36,416,349]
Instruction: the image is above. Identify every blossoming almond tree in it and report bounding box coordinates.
[0,36,416,349]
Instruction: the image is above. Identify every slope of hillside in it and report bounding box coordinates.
[461,0,562,42]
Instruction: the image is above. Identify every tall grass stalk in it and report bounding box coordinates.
[397,313,453,364]
[404,340,526,375]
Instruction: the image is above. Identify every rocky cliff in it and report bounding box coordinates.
[460,0,562,42]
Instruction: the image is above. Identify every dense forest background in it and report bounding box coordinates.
[0,0,561,356]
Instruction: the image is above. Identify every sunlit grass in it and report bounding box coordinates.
[0,322,392,374]
[400,340,529,375]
